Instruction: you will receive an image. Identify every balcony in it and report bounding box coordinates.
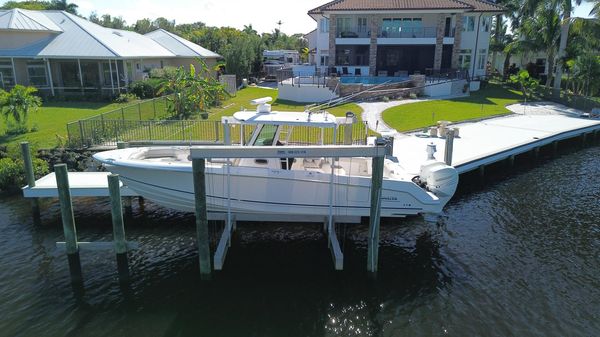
[335,26,370,39]
[380,27,437,39]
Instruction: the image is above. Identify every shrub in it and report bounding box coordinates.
[0,157,49,192]
[114,93,139,103]
[0,85,42,134]
[149,66,178,79]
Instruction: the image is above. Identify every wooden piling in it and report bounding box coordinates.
[444,129,455,166]
[343,124,353,145]
[367,154,385,273]
[533,147,540,161]
[192,158,212,279]
[116,142,133,216]
[55,164,82,283]
[581,133,588,148]
[108,174,129,281]
[478,165,485,183]
[223,120,231,145]
[507,155,515,170]
[20,142,40,223]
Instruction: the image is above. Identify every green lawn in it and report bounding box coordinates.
[382,83,524,132]
[0,101,130,149]
[206,86,362,120]
[1,87,365,149]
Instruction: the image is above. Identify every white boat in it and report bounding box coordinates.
[93,98,458,218]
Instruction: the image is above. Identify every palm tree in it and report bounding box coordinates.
[524,0,583,90]
[521,4,562,87]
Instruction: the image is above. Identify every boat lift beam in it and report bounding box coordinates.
[190,144,388,278]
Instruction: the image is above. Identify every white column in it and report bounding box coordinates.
[45,59,55,96]
[77,59,84,92]
[123,60,129,87]
[114,59,121,92]
[10,57,17,85]
[108,59,115,94]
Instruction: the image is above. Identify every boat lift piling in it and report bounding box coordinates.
[20,142,40,224]
[117,142,133,217]
[444,129,455,166]
[189,144,388,278]
[108,174,130,282]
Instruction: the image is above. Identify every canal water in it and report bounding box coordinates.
[1,146,599,337]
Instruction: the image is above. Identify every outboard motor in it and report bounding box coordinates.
[418,143,459,203]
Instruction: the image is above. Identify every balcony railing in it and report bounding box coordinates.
[380,27,437,39]
[336,26,370,38]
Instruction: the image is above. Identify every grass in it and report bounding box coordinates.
[206,86,363,120]
[382,83,524,132]
[0,101,131,149]
[1,87,365,149]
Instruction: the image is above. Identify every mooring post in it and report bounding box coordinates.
[507,155,515,171]
[581,133,588,148]
[116,142,133,217]
[192,158,212,280]
[367,146,385,273]
[533,147,540,161]
[20,142,40,223]
[478,165,485,183]
[552,141,559,157]
[444,129,455,166]
[343,112,356,145]
[108,174,129,281]
[55,164,82,284]
[223,120,231,145]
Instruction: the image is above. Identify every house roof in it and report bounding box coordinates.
[145,29,221,58]
[308,0,503,14]
[0,9,220,59]
[0,8,62,32]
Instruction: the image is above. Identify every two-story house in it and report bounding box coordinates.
[308,0,503,78]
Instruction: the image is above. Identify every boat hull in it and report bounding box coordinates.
[103,163,443,217]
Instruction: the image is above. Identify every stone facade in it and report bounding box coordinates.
[368,15,380,76]
[409,74,426,95]
[451,14,464,70]
[328,14,337,67]
[433,14,446,70]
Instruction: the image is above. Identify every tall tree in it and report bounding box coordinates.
[521,3,562,87]
[49,0,78,14]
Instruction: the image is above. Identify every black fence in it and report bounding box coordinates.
[536,87,600,113]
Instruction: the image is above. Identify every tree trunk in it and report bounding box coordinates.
[503,52,511,80]
[491,14,502,71]
[545,49,555,88]
[553,13,571,90]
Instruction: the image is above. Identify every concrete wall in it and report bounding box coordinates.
[424,81,453,97]
[277,83,337,103]
[459,14,492,77]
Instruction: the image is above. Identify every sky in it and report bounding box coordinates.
[0,0,596,34]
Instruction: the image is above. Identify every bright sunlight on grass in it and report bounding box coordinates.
[382,83,524,132]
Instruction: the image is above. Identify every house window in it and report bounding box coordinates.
[357,17,368,33]
[101,62,118,86]
[462,16,475,32]
[458,49,472,70]
[320,55,329,66]
[27,61,48,86]
[160,60,164,68]
[336,17,353,36]
[0,59,15,88]
[477,49,487,70]
[481,16,491,32]
[320,18,329,33]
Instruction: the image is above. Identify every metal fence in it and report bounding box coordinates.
[67,117,371,149]
[537,87,600,113]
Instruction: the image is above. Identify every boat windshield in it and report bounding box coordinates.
[252,125,278,146]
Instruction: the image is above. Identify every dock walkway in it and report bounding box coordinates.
[392,102,600,174]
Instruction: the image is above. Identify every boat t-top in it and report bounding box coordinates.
[93,97,458,218]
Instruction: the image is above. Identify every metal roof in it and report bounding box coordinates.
[0,10,220,59]
[145,29,221,58]
[0,8,62,32]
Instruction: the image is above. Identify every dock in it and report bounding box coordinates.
[390,102,600,174]
[18,101,600,282]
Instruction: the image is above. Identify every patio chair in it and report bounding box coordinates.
[394,70,408,77]
[378,70,388,77]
